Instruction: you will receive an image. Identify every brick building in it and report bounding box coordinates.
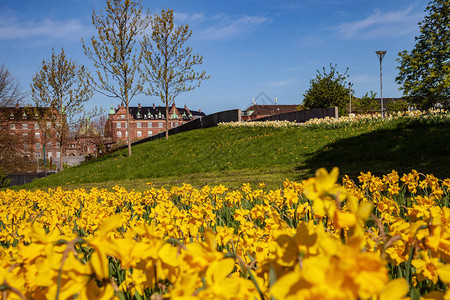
[0,104,62,170]
[106,102,205,144]
[0,104,102,172]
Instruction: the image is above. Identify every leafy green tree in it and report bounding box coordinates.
[31,48,93,171]
[302,64,350,115]
[83,0,150,156]
[396,0,450,109]
[385,99,409,112]
[141,9,210,140]
[352,91,379,114]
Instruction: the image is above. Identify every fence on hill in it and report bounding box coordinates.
[249,107,338,123]
[7,172,56,186]
[130,109,242,146]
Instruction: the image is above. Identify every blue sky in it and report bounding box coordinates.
[0,0,428,114]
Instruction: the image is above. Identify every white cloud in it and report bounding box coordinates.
[0,14,89,40]
[173,11,205,23]
[333,5,423,39]
[197,15,271,40]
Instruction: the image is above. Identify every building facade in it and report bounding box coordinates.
[0,104,62,171]
[106,102,205,144]
[0,104,101,172]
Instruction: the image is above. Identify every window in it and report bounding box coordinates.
[117,131,122,137]
[116,122,121,128]
[47,142,52,149]
[34,123,39,129]
[121,115,125,119]
[125,131,128,137]
[56,152,61,158]
[22,123,28,130]
[137,122,141,128]
[23,143,28,150]
[175,122,179,127]
[56,142,60,148]
[35,152,41,158]
[137,131,142,137]
[158,122,163,128]
[147,122,151,128]
[10,124,15,130]
[22,133,28,137]
[46,122,51,129]
[148,130,153,136]
[35,132,40,139]
[48,152,52,158]
[35,143,41,149]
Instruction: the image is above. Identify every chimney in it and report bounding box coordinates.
[16,102,19,109]
[184,103,187,109]
[117,104,120,109]
[138,103,141,108]
[275,97,278,105]
[199,109,201,113]
[153,103,155,109]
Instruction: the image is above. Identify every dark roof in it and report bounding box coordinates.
[120,106,206,121]
[0,106,54,121]
[244,104,298,116]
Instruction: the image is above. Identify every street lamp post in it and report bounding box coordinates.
[376,51,386,118]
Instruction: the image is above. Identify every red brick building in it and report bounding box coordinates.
[106,102,205,144]
[0,104,103,172]
[0,104,65,171]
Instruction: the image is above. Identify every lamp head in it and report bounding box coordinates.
[376,51,387,61]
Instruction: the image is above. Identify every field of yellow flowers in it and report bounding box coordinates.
[1,168,450,299]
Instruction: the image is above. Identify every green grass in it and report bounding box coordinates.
[17,119,450,190]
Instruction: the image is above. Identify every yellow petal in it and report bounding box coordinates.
[90,250,109,279]
[96,214,123,238]
[270,271,302,299]
[335,211,356,228]
[379,278,408,300]
[438,264,450,284]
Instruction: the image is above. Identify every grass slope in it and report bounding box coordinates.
[21,120,450,190]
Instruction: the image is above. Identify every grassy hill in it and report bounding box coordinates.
[20,119,450,190]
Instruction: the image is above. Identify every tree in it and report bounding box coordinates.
[0,64,24,107]
[83,0,150,156]
[396,0,450,109]
[141,9,210,140]
[302,64,350,115]
[0,65,26,174]
[352,91,379,114]
[31,48,93,171]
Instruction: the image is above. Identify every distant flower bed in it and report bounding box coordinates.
[219,109,449,129]
[219,120,303,128]
[304,109,449,129]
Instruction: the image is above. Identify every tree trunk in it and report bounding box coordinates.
[59,100,64,171]
[125,98,132,157]
[165,101,169,140]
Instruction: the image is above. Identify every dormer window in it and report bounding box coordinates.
[22,112,27,119]
[9,112,14,120]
